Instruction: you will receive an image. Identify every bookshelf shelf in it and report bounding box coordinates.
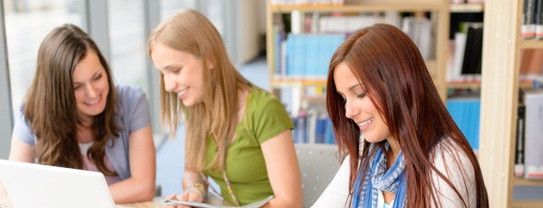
[272,78,327,86]
[301,95,326,102]
[521,39,543,49]
[513,178,543,186]
[447,81,483,89]
[269,3,443,13]
[511,200,543,207]
[270,2,484,14]
[447,80,534,89]
[272,60,437,86]
[449,3,484,13]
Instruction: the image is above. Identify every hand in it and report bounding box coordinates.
[163,190,205,208]
[0,180,13,208]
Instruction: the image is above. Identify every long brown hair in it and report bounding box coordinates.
[24,24,119,175]
[326,24,488,207]
[147,10,251,171]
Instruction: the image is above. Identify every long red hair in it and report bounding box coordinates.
[326,24,488,207]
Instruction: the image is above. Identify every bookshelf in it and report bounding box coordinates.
[447,80,535,90]
[479,0,543,207]
[266,0,450,119]
[513,178,543,187]
[268,3,443,13]
[521,39,543,48]
[450,3,484,13]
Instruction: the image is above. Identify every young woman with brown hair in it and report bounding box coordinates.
[9,24,156,203]
[314,23,488,208]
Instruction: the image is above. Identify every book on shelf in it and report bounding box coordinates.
[402,17,434,60]
[275,14,435,80]
[515,104,526,177]
[449,0,466,5]
[272,25,287,78]
[307,109,318,143]
[270,0,344,6]
[523,89,543,179]
[446,97,481,152]
[279,87,297,117]
[284,33,345,79]
[314,114,327,144]
[318,15,385,34]
[523,0,537,39]
[449,0,485,4]
[466,0,484,3]
[293,110,308,143]
[449,32,467,81]
[447,22,484,82]
[292,110,336,144]
[461,25,483,75]
[520,48,543,77]
[536,0,543,39]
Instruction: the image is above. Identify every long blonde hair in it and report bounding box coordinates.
[25,24,119,175]
[147,10,250,171]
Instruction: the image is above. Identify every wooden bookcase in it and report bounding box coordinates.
[265,0,450,117]
[479,0,543,207]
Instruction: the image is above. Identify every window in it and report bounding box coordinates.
[107,0,148,94]
[3,0,81,117]
[160,0,196,20]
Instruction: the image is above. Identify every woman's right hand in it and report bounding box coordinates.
[163,190,205,208]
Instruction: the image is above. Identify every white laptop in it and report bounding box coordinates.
[0,159,120,208]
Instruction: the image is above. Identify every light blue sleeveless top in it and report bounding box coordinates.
[12,85,151,180]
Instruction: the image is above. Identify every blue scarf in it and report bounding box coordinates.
[352,144,407,208]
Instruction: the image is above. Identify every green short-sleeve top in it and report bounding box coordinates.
[202,86,294,205]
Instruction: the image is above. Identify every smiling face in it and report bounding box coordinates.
[333,62,391,144]
[150,42,206,107]
[72,50,110,122]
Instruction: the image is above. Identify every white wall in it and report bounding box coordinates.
[258,0,266,34]
[239,0,265,64]
[240,0,259,63]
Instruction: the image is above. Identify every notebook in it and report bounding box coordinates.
[0,159,124,208]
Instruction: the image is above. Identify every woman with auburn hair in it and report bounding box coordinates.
[9,24,156,203]
[147,9,302,208]
[313,24,488,208]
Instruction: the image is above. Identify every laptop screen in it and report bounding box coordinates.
[0,159,116,208]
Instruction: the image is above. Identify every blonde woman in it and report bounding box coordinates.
[9,24,156,203]
[147,10,302,207]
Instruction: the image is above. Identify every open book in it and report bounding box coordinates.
[163,195,273,208]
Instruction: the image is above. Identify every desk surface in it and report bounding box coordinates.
[118,193,228,208]
[118,198,162,208]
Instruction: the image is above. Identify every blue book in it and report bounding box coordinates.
[447,98,481,151]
